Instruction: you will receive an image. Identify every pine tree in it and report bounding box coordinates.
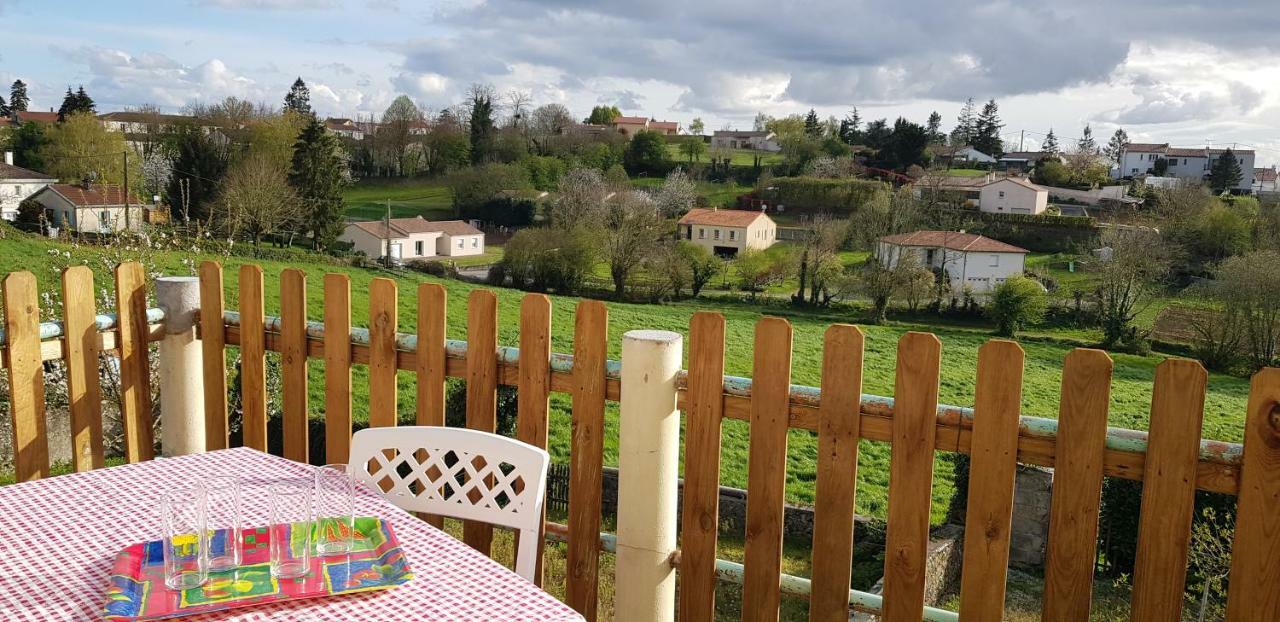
[469,87,496,165]
[1209,148,1243,194]
[1077,124,1097,154]
[58,86,95,121]
[74,86,95,114]
[289,116,349,248]
[1042,128,1060,155]
[1105,128,1129,162]
[839,107,861,144]
[971,99,1004,157]
[0,94,8,118]
[950,97,976,146]
[925,111,945,144]
[284,77,312,116]
[9,80,29,112]
[804,108,821,137]
[57,88,76,121]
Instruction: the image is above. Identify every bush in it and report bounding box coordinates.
[444,378,518,436]
[987,276,1047,337]
[406,259,452,277]
[758,176,887,214]
[522,155,566,191]
[460,197,536,228]
[16,198,44,226]
[501,226,596,293]
[623,130,670,176]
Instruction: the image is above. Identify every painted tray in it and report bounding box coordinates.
[102,517,413,621]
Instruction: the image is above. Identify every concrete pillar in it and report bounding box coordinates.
[615,329,682,622]
[155,276,205,456]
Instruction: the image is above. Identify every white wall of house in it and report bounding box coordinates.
[0,179,50,220]
[978,179,1048,215]
[437,233,485,257]
[37,194,145,232]
[876,242,1026,293]
[680,218,776,256]
[1118,149,1163,177]
[339,226,444,261]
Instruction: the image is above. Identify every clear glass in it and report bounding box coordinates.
[269,478,313,579]
[202,475,242,572]
[161,487,209,590]
[314,464,355,556]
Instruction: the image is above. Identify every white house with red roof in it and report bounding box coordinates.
[31,182,149,232]
[978,177,1049,215]
[0,152,55,221]
[1117,143,1256,191]
[339,216,485,262]
[877,230,1029,293]
[677,207,776,257]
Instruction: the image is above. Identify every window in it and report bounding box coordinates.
[698,228,705,239]
[729,230,736,241]
[12,185,19,195]
[989,254,999,267]
[998,190,1005,198]
[1131,168,1139,174]
[714,229,721,240]
[472,238,478,248]
[415,241,424,255]
[457,238,464,249]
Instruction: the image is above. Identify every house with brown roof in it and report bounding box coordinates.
[338,216,485,262]
[31,182,151,232]
[8,110,59,126]
[711,130,780,152]
[0,152,55,221]
[610,115,680,137]
[978,177,1048,215]
[324,118,365,140]
[677,208,776,257]
[1118,142,1256,191]
[1255,166,1279,193]
[876,230,1029,293]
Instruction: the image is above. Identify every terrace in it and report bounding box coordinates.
[2,261,1278,620]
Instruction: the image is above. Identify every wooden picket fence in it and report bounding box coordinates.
[3,260,1280,621]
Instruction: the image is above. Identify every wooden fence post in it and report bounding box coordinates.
[615,329,682,622]
[155,276,205,456]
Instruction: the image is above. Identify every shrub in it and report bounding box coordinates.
[460,197,536,227]
[406,259,452,277]
[758,176,887,214]
[987,276,1047,337]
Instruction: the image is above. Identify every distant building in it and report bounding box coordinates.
[1256,166,1279,193]
[1117,143,1256,192]
[876,230,1029,293]
[32,183,151,232]
[324,118,365,140]
[931,145,994,165]
[0,152,55,221]
[997,151,1056,173]
[610,116,680,137]
[98,111,193,134]
[8,110,59,126]
[677,207,776,257]
[339,217,485,262]
[978,177,1049,215]
[710,130,781,152]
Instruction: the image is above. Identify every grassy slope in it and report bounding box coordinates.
[665,144,784,167]
[0,231,1252,524]
[343,179,455,220]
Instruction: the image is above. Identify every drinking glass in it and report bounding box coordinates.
[269,478,313,579]
[161,487,209,590]
[314,464,355,556]
[202,475,242,572]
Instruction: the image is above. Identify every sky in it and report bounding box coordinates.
[2,0,1279,166]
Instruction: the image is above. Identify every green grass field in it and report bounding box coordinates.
[343,179,455,221]
[666,144,784,167]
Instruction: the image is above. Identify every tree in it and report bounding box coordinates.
[9,80,29,112]
[1104,128,1129,162]
[551,167,609,228]
[468,84,497,164]
[682,242,721,297]
[1041,129,1060,155]
[9,121,47,171]
[445,162,531,218]
[882,117,930,170]
[1209,149,1243,194]
[379,95,426,176]
[0,94,7,118]
[678,136,706,162]
[167,125,229,224]
[790,214,848,306]
[283,77,312,116]
[735,248,787,297]
[624,130,668,174]
[1076,124,1097,154]
[599,190,666,297]
[242,110,308,172]
[971,99,1003,157]
[652,168,698,217]
[949,98,976,146]
[752,112,771,132]
[38,112,140,190]
[688,117,705,136]
[925,111,945,144]
[988,276,1047,337]
[528,103,574,154]
[804,109,822,137]
[855,258,900,324]
[839,108,862,144]
[212,152,301,247]
[501,227,596,293]
[1197,250,1280,370]
[1095,227,1170,348]
[289,116,350,248]
[57,85,96,121]
[586,105,621,125]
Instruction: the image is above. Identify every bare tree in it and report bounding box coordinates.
[791,214,849,306]
[1095,226,1171,348]
[551,167,609,228]
[212,152,301,247]
[529,103,574,154]
[1199,250,1280,370]
[504,90,532,129]
[599,190,666,297]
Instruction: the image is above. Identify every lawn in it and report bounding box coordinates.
[0,229,1254,525]
[631,178,751,208]
[665,144,784,167]
[940,168,989,177]
[343,178,455,221]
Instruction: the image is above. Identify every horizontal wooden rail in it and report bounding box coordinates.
[215,310,1244,495]
[1,311,167,366]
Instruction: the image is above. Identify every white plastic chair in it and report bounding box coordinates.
[347,426,550,582]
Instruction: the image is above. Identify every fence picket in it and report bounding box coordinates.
[516,293,551,585]
[238,265,267,452]
[198,261,228,451]
[323,274,352,465]
[463,290,499,555]
[2,272,48,481]
[880,332,942,622]
[1224,368,1280,621]
[415,283,448,529]
[115,262,154,462]
[566,300,608,621]
[957,340,1024,620]
[1041,349,1113,621]
[809,324,864,621]
[61,266,104,471]
[280,269,308,463]
[1130,359,1207,621]
[367,278,398,430]
[742,317,793,622]
[679,312,726,622]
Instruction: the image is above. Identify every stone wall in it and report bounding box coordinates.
[1010,465,1053,568]
[853,524,965,621]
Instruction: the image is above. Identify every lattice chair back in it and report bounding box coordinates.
[348,426,550,581]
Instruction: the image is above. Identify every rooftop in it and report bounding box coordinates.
[678,207,769,227]
[880,230,1029,254]
[43,183,137,207]
[984,176,1045,192]
[349,216,483,238]
[0,161,55,180]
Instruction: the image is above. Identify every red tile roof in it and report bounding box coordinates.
[1255,168,1278,182]
[612,116,649,125]
[1166,147,1206,157]
[677,208,769,227]
[45,184,136,207]
[880,230,1028,254]
[1125,143,1168,153]
[983,176,1045,192]
[0,162,55,180]
[13,111,59,124]
[649,121,679,131]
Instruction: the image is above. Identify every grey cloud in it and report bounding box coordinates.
[192,0,335,9]
[599,90,645,109]
[1109,80,1266,125]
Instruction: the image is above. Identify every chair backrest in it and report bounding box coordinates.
[348,426,550,579]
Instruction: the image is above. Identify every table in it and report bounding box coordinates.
[0,447,585,621]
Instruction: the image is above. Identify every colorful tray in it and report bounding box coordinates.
[102,517,413,621]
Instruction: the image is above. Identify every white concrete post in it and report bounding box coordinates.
[615,329,682,622]
[155,276,205,456]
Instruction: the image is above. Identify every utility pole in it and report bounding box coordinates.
[383,198,392,268]
[1019,130,1024,152]
[123,150,131,231]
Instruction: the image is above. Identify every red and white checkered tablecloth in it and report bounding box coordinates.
[0,447,585,622]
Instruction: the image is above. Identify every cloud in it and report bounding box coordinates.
[192,0,335,9]
[598,89,644,110]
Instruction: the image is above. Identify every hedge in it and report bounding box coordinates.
[757,176,888,213]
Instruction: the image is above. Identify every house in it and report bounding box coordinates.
[876,230,1029,293]
[324,118,365,140]
[978,177,1048,215]
[98,111,192,134]
[710,130,781,152]
[677,208,776,257]
[610,116,680,137]
[1255,167,1279,193]
[914,173,996,206]
[339,217,485,262]
[8,110,59,126]
[648,120,679,136]
[997,151,1055,173]
[31,183,150,232]
[931,145,994,165]
[0,152,55,221]
[1117,143,1256,192]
